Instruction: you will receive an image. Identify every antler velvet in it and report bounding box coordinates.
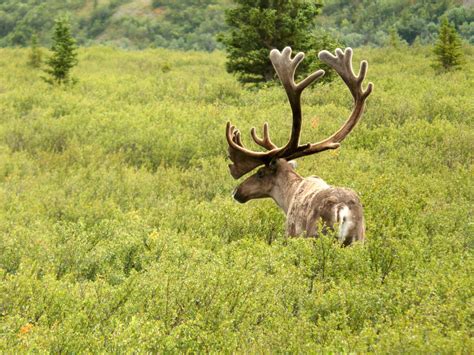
[226,47,373,179]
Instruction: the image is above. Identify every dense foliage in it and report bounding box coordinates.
[146,0,229,51]
[0,45,473,352]
[433,17,465,71]
[43,17,78,84]
[0,0,85,46]
[320,0,474,47]
[0,0,228,50]
[0,0,472,50]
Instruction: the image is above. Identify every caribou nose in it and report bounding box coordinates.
[232,187,247,203]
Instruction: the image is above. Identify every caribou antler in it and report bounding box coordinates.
[251,123,277,150]
[226,47,325,178]
[285,48,373,160]
[226,123,268,178]
[270,47,325,154]
[226,47,373,179]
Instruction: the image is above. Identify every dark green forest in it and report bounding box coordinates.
[1,0,472,50]
[321,0,474,46]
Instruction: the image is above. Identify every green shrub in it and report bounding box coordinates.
[0,45,472,352]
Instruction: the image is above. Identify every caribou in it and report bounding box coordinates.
[226,47,373,246]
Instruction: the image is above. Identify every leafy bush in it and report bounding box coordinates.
[0,45,472,352]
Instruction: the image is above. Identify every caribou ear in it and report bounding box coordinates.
[288,160,297,169]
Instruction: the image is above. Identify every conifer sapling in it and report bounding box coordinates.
[28,34,42,68]
[433,17,464,72]
[43,17,78,84]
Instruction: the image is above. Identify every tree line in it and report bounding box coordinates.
[1,0,472,50]
[321,0,473,47]
[32,5,465,88]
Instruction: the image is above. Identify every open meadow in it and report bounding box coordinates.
[0,45,473,352]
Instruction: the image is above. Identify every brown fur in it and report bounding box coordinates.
[233,159,365,245]
[302,188,365,245]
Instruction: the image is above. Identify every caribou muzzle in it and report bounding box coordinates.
[232,187,249,203]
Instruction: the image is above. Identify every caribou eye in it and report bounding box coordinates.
[257,170,265,178]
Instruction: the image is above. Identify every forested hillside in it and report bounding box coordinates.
[321,0,474,46]
[0,0,229,50]
[1,0,472,50]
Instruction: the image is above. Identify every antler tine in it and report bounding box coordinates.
[270,47,325,94]
[226,122,275,159]
[225,47,372,178]
[233,128,243,146]
[226,121,279,179]
[250,123,278,150]
[285,47,373,160]
[319,48,373,100]
[270,46,325,155]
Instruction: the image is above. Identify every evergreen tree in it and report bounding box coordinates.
[433,17,464,72]
[388,27,403,48]
[28,34,42,68]
[43,17,78,84]
[412,36,422,48]
[218,0,338,85]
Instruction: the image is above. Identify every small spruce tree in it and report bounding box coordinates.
[388,27,403,48]
[412,36,422,48]
[28,34,42,68]
[433,17,464,72]
[43,17,78,84]
[218,0,339,85]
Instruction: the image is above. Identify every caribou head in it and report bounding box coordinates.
[226,47,373,244]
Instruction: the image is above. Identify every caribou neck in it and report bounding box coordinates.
[270,170,303,214]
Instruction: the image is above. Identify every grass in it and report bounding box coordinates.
[0,45,473,352]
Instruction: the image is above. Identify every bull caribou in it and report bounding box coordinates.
[226,47,373,246]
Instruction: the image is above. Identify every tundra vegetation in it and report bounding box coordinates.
[0,45,473,352]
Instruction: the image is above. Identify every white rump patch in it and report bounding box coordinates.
[337,205,354,242]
